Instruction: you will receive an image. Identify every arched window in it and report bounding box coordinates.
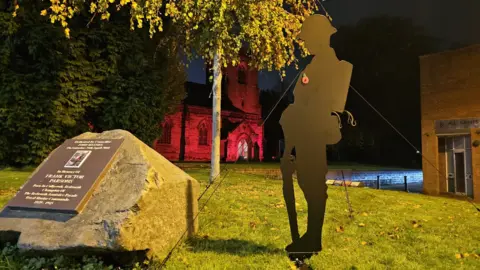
[198,123,208,146]
[159,121,172,144]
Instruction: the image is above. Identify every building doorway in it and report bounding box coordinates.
[439,135,473,198]
[237,139,249,161]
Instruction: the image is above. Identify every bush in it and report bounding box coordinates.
[0,3,185,167]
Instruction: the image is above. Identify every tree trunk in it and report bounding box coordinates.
[210,52,222,184]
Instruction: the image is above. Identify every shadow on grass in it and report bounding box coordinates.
[186,237,284,257]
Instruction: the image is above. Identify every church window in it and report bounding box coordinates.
[199,123,208,146]
[159,121,172,144]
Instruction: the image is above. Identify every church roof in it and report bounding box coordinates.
[221,118,242,140]
[184,82,244,113]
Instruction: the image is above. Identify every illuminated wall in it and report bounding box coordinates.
[154,59,264,162]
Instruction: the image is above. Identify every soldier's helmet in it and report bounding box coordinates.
[298,15,337,45]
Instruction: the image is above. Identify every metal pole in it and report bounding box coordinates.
[404,176,408,192]
[377,175,380,189]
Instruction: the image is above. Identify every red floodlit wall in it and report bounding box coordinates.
[154,58,264,162]
[225,59,261,115]
[183,106,213,161]
[153,110,183,160]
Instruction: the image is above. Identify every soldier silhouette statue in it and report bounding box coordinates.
[280,14,353,261]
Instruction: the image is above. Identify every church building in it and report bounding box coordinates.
[153,56,264,162]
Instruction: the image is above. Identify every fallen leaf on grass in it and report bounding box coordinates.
[358,223,366,227]
[270,227,278,231]
[361,212,368,216]
[361,241,367,246]
[249,222,256,229]
[412,220,422,228]
[335,226,344,233]
[464,253,470,258]
[413,205,421,209]
[455,254,462,259]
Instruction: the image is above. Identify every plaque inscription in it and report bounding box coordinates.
[6,139,124,214]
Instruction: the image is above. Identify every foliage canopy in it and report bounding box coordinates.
[40,0,319,72]
[0,2,185,166]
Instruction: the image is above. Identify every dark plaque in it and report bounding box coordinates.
[6,139,124,214]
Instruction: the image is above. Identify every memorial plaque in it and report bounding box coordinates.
[6,139,124,214]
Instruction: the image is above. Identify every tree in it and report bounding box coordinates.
[36,0,321,183]
[0,2,185,166]
[331,16,437,167]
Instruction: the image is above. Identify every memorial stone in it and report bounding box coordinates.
[0,130,200,259]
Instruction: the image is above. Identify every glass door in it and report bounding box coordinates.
[442,135,473,197]
[453,150,466,194]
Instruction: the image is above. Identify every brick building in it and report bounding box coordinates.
[153,57,264,162]
[420,44,480,202]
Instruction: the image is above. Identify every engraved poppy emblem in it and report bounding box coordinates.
[301,73,309,85]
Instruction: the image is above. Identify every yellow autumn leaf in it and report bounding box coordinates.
[361,241,367,245]
[358,223,366,227]
[40,9,47,16]
[361,212,368,216]
[464,253,470,258]
[64,28,70,38]
[413,223,419,228]
[455,253,462,259]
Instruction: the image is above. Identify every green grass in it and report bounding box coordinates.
[0,168,479,269]
[175,162,416,171]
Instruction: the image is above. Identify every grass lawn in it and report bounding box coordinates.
[0,168,479,269]
[175,162,417,171]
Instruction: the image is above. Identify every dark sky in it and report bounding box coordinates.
[187,0,480,86]
[323,0,480,48]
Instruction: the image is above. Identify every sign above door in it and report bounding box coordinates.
[435,118,480,134]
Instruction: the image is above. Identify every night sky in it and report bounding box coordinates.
[188,0,480,87]
[323,0,480,49]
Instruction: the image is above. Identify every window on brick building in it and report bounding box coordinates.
[159,121,172,144]
[198,123,208,146]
